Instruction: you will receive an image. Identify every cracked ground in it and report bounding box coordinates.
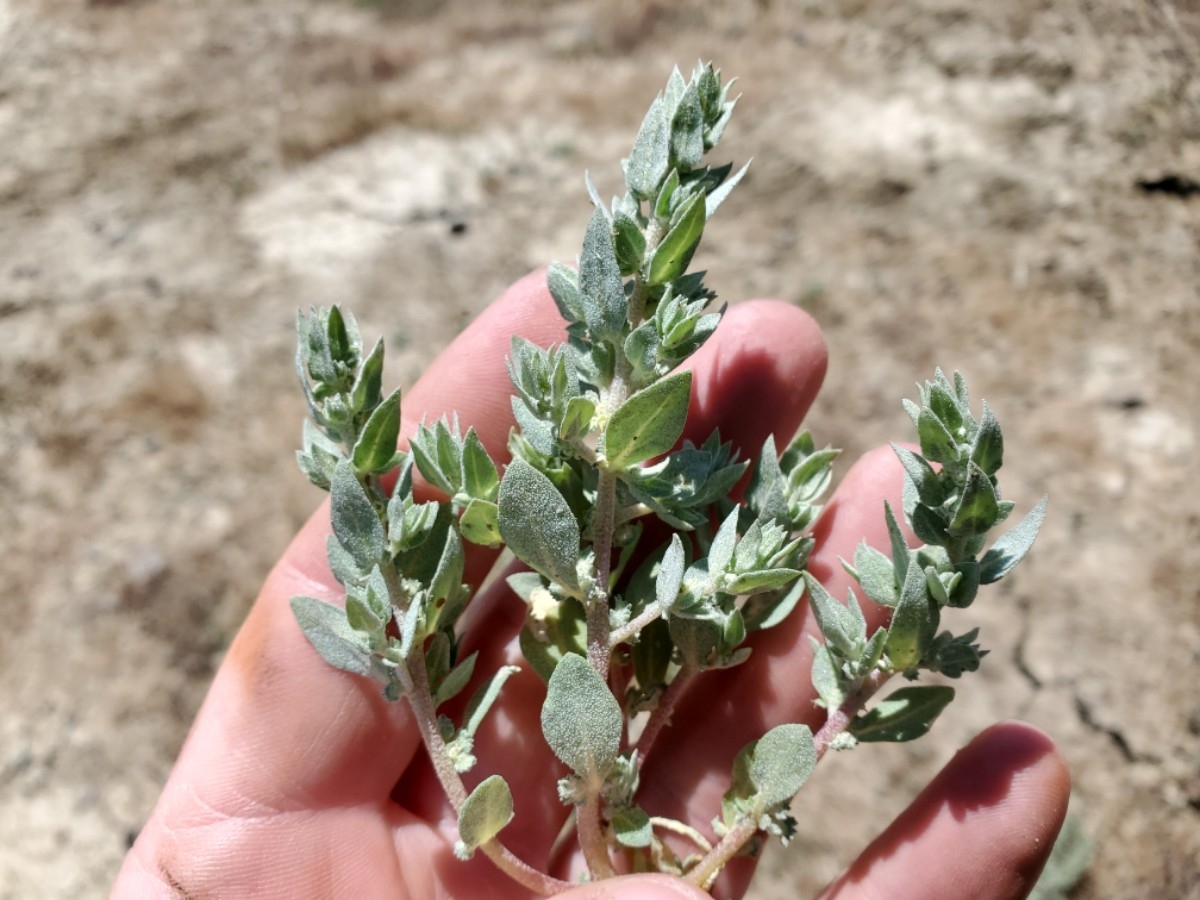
[1,0,1198,897]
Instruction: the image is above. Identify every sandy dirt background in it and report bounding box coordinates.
[1,0,1198,897]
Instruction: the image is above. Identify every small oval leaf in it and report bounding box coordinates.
[647,192,706,286]
[351,388,401,475]
[290,595,372,677]
[497,458,581,590]
[605,370,692,469]
[330,461,386,573]
[748,723,816,808]
[850,685,955,743]
[540,654,621,780]
[455,775,514,858]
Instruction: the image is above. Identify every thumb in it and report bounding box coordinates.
[560,873,712,900]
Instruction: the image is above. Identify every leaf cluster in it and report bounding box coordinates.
[292,310,514,783]
[284,64,1049,892]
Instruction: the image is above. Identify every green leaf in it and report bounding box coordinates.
[979,497,1047,584]
[605,370,692,468]
[349,336,385,417]
[429,526,465,605]
[884,559,939,672]
[541,654,621,780]
[727,568,801,596]
[497,458,581,590]
[344,591,382,636]
[462,665,520,736]
[325,535,361,588]
[927,628,986,678]
[646,191,705,286]
[351,388,401,475]
[911,503,951,546]
[748,723,817,808]
[808,636,844,710]
[460,429,499,502]
[746,434,788,524]
[891,444,944,507]
[656,534,686,609]
[655,168,681,219]
[670,80,705,168]
[519,595,588,683]
[884,501,910,584]
[579,207,627,339]
[948,462,1000,537]
[459,499,501,547]
[547,262,585,324]
[706,506,740,575]
[928,373,964,434]
[410,420,458,496]
[970,401,1004,476]
[559,396,596,443]
[435,651,478,707]
[851,685,955,742]
[290,596,372,677]
[631,617,672,698]
[803,573,863,659]
[611,806,653,848]
[455,775,514,859]
[743,576,807,632]
[916,407,959,466]
[330,462,386,573]
[324,305,360,369]
[852,541,899,608]
[613,213,646,275]
[705,160,750,217]
[626,93,670,200]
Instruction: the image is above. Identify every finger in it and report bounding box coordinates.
[820,722,1070,900]
[639,444,909,895]
[137,271,567,831]
[560,874,711,899]
[680,298,827,457]
[400,299,831,868]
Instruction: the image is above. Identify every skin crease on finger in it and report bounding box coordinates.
[113,271,1069,900]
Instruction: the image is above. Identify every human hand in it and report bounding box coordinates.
[112,271,1069,900]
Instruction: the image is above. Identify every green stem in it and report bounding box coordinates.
[650,817,713,854]
[635,663,695,761]
[685,819,757,891]
[609,599,670,649]
[686,668,891,888]
[588,466,619,680]
[577,792,617,880]
[813,669,890,758]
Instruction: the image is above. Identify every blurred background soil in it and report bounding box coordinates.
[1,0,1198,897]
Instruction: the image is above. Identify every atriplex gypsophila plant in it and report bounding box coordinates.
[290,63,1047,894]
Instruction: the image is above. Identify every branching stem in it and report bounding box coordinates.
[813,669,890,759]
[609,600,670,650]
[399,654,573,896]
[577,792,618,879]
[588,466,619,679]
[685,819,757,891]
[685,668,892,889]
[635,663,695,761]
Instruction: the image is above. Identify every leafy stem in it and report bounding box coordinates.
[587,466,619,680]
[813,669,889,759]
[578,792,618,879]
[403,654,572,896]
[635,662,695,762]
[288,62,1047,895]
[686,819,758,891]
